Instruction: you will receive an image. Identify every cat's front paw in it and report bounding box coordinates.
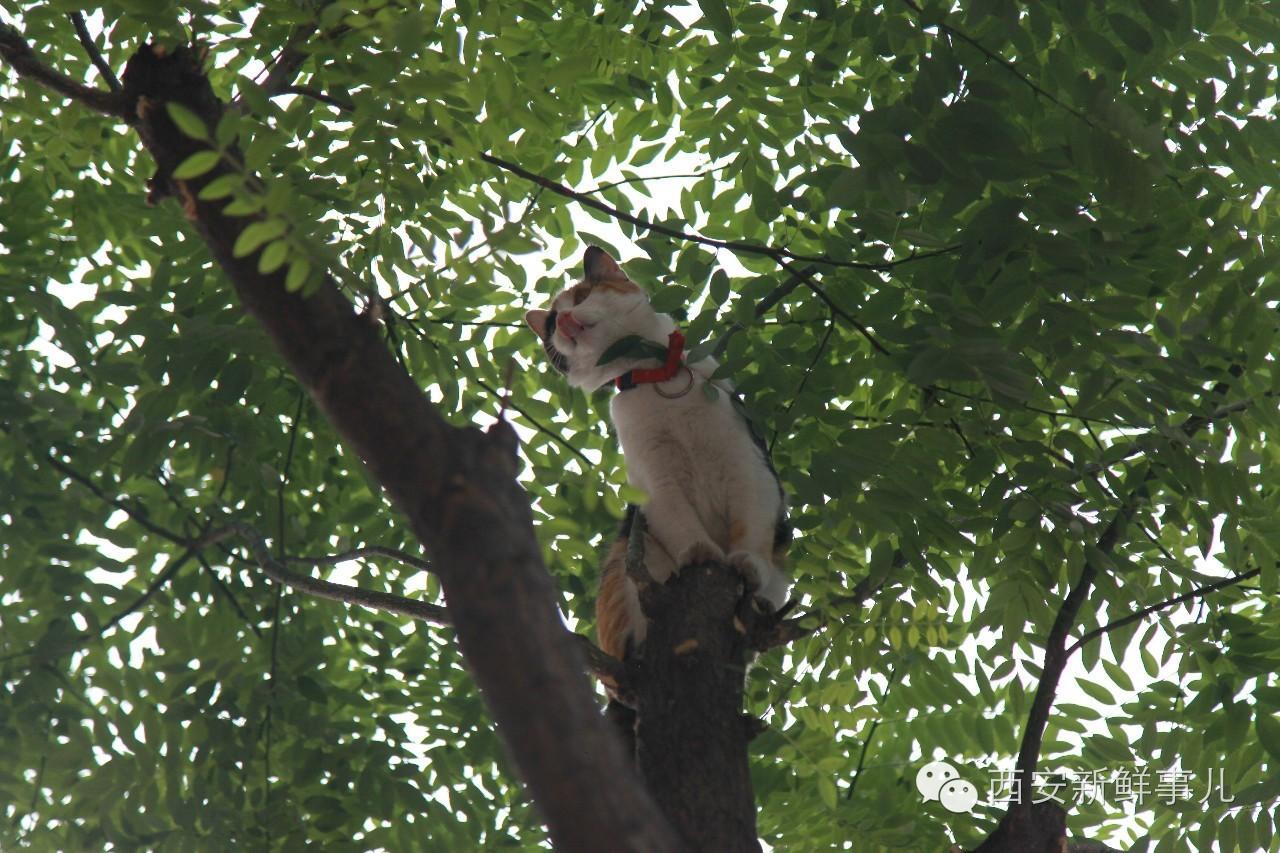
[727,551,767,593]
[728,552,789,610]
[677,540,725,570]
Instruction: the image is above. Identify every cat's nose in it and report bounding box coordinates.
[557,311,585,340]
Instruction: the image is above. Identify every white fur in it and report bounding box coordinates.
[531,274,790,647]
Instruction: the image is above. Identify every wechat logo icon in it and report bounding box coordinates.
[916,760,979,814]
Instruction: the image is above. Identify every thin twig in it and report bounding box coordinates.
[68,13,120,92]
[258,25,316,96]
[848,663,899,800]
[1067,568,1261,655]
[197,553,263,637]
[233,522,624,685]
[264,390,304,835]
[276,83,352,110]
[779,260,892,357]
[235,524,451,625]
[270,55,961,272]
[42,451,188,546]
[286,545,431,574]
[705,264,820,363]
[586,165,728,195]
[481,152,963,273]
[97,532,233,637]
[770,314,835,454]
[754,264,820,321]
[900,0,1093,128]
[392,309,593,465]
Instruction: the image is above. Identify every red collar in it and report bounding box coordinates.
[615,331,686,391]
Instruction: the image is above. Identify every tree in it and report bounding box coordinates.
[1,1,1278,850]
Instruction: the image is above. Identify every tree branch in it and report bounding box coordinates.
[899,0,1093,128]
[984,367,1251,850]
[287,544,431,574]
[770,313,835,454]
[779,260,892,356]
[848,663,899,801]
[68,13,120,93]
[1066,567,1261,655]
[586,165,728,195]
[40,449,189,547]
[480,152,961,272]
[258,25,318,97]
[276,532,628,688]
[114,43,676,850]
[99,527,236,636]
[277,78,960,274]
[275,83,352,110]
[0,22,129,118]
[235,524,451,624]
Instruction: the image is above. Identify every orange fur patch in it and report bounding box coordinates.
[728,519,747,549]
[595,539,632,661]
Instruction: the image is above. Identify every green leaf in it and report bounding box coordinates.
[172,150,220,179]
[1257,712,1280,764]
[257,239,290,274]
[1109,13,1155,54]
[697,0,734,36]
[595,335,669,366]
[197,174,240,201]
[817,774,837,810]
[285,256,312,292]
[166,102,210,142]
[232,219,287,258]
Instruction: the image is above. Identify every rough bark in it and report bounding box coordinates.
[114,43,680,852]
[631,562,761,852]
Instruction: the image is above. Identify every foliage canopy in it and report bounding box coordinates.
[2,1,1279,850]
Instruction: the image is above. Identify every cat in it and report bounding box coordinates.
[524,246,790,664]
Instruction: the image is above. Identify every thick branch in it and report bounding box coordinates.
[117,43,677,851]
[0,22,129,118]
[1007,490,1135,806]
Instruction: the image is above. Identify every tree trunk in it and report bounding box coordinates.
[632,561,761,851]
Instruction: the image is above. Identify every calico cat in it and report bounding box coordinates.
[525,246,790,663]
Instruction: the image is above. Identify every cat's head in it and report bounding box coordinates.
[525,247,674,391]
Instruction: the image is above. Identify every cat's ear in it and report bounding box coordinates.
[584,246,626,282]
[525,309,550,339]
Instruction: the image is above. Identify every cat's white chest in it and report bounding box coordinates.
[609,371,781,556]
